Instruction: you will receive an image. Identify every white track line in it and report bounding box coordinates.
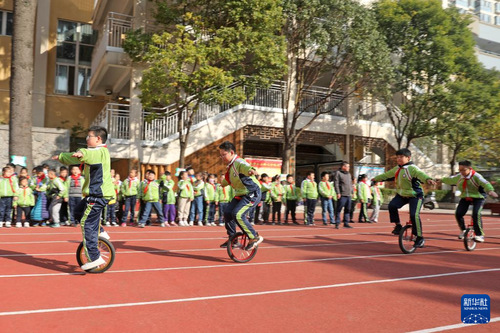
[1,246,499,279]
[409,317,500,332]
[0,267,499,316]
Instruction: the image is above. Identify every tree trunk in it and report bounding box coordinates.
[179,139,186,169]
[9,0,37,170]
[281,141,292,175]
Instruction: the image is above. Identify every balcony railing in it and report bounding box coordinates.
[93,83,348,142]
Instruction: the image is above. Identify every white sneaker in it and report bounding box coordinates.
[5,222,11,228]
[198,221,204,226]
[160,222,166,227]
[81,256,106,271]
[111,222,118,226]
[458,230,466,239]
[65,221,71,226]
[16,222,22,228]
[105,221,111,226]
[100,231,111,240]
[218,223,224,226]
[474,235,485,243]
[189,221,194,226]
[211,223,217,226]
[24,222,30,228]
[0,221,3,228]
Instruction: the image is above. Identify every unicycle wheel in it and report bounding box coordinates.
[464,228,476,251]
[76,237,115,273]
[398,225,416,254]
[227,232,258,263]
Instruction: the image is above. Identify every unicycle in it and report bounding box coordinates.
[227,232,258,263]
[76,236,116,273]
[398,221,417,254]
[464,220,477,251]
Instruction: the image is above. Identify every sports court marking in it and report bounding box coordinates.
[0,267,499,317]
[408,317,500,332]
[1,246,499,279]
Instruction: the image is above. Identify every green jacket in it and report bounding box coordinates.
[318,181,337,200]
[58,145,115,199]
[178,179,194,199]
[301,179,318,200]
[371,186,384,205]
[140,180,161,202]
[204,182,217,202]
[0,176,18,197]
[270,182,284,202]
[47,177,67,198]
[357,181,372,202]
[161,178,176,204]
[221,156,261,197]
[193,180,205,197]
[216,184,233,203]
[441,171,494,199]
[14,187,35,207]
[373,162,432,198]
[32,175,49,192]
[121,177,140,197]
[284,183,301,201]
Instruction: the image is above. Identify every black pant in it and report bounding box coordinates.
[456,198,485,236]
[272,201,282,222]
[285,200,297,222]
[305,198,317,224]
[16,206,32,223]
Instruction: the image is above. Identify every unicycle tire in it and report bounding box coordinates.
[76,237,116,273]
[464,228,476,251]
[227,232,258,263]
[398,225,416,254]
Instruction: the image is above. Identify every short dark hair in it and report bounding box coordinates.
[396,148,411,157]
[88,126,108,143]
[164,171,171,176]
[358,174,367,181]
[18,176,28,183]
[148,170,156,175]
[2,167,9,173]
[458,160,472,168]
[341,161,349,167]
[48,168,57,174]
[35,166,44,173]
[219,141,236,153]
[21,167,28,172]
[42,164,49,168]
[260,173,269,179]
[320,171,329,178]
[286,174,293,179]
[60,166,68,172]
[306,171,315,177]
[178,170,186,178]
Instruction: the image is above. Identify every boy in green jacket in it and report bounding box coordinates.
[373,148,435,248]
[301,171,319,225]
[160,171,177,226]
[120,169,140,226]
[14,176,34,227]
[0,166,18,228]
[284,174,301,225]
[47,168,67,228]
[53,126,115,270]
[440,160,498,242]
[357,174,372,223]
[319,172,336,226]
[138,170,164,227]
[177,171,194,226]
[204,173,217,226]
[216,173,233,226]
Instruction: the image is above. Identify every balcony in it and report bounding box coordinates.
[89,12,133,97]
[92,103,130,141]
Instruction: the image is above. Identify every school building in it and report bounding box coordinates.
[0,0,449,180]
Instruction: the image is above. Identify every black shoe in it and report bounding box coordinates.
[414,237,425,248]
[359,221,366,223]
[293,221,299,225]
[323,223,328,226]
[343,224,353,228]
[220,240,229,248]
[392,224,402,235]
[335,224,339,229]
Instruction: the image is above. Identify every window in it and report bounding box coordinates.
[479,13,491,22]
[0,10,13,36]
[55,20,97,96]
[495,15,500,25]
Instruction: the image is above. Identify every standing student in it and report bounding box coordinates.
[334,162,354,229]
[204,174,217,226]
[357,174,372,223]
[177,171,194,226]
[161,171,177,226]
[0,166,19,228]
[270,175,284,225]
[58,166,69,225]
[47,168,66,228]
[189,172,205,226]
[284,174,301,225]
[301,171,318,225]
[121,169,140,226]
[138,170,164,227]
[13,176,35,227]
[31,166,50,226]
[318,172,337,226]
[373,148,436,248]
[216,173,233,226]
[66,165,84,227]
[256,173,271,224]
[439,160,498,242]
[369,182,384,223]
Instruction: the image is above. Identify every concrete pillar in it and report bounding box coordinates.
[32,0,51,127]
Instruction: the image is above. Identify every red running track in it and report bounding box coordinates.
[0,211,499,332]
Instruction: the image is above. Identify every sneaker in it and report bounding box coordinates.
[5,222,11,228]
[293,221,299,225]
[198,221,204,226]
[458,230,466,240]
[343,224,353,229]
[0,221,3,227]
[50,223,60,228]
[100,231,111,240]
[15,222,22,228]
[138,223,145,228]
[205,222,211,226]
[121,222,127,227]
[189,221,194,226]
[111,222,118,227]
[105,221,111,226]
[218,223,224,226]
[23,222,30,228]
[160,222,166,227]
[414,236,425,248]
[392,224,402,235]
[32,222,39,227]
[170,222,178,226]
[65,221,71,226]
[335,224,340,229]
[211,223,217,226]
[474,235,485,243]
[81,256,106,271]
[220,239,229,248]
[41,222,46,227]
[245,235,264,251]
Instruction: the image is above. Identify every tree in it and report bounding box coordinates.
[124,0,286,167]
[280,0,393,174]
[374,0,478,149]
[9,0,36,170]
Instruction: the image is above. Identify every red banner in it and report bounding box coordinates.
[245,157,282,178]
